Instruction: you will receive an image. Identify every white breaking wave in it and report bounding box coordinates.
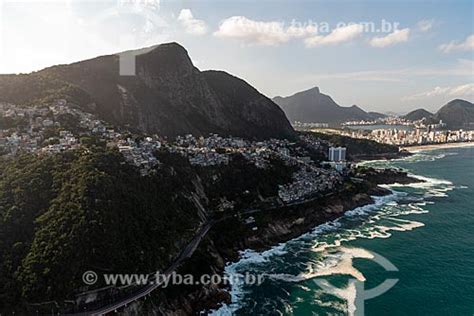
[356,153,444,168]
[381,173,455,199]
[270,247,373,282]
[357,150,457,169]
[236,243,288,265]
[211,167,454,315]
[344,192,400,217]
[208,243,289,315]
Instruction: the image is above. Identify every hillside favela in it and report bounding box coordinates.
[0,1,473,316]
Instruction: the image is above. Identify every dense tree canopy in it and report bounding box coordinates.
[0,148,200,309]
[309,132,399,158]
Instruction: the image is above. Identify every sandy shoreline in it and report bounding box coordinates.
[401,142,474,153]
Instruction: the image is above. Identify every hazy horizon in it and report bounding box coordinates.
[1,0,473,113]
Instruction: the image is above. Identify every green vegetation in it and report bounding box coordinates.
[0,140,298,313]
[0,116,29,130]
[0,74,92,107]
[0,146,296,312]
[56,113,83,132]
[0,148,200,309]
[308,131,399,158]
[196,154,297,210]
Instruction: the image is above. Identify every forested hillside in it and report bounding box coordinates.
[0,145,297,312]
[0,148,201,309]
[308,132,400,158]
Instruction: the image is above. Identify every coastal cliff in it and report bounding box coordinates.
[125,169,422,315]
[0,145,420,314]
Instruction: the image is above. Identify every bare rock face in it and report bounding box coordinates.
[0,42,295,139]
[202,70,296,139]
[128,43,295,138]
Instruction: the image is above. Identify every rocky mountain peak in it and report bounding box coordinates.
[0,42,295,140]
[308,86,320,94]
[136,42,195,78]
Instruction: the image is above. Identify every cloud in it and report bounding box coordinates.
[370,28,410,47]
[304,24,364,47]
[417,19,434,32]
[403,83,474,100]
[439,34,474,53]
[119,0,160,11]
[457,58,474,70]
[303,59,473,83]
[214,16,316,45]
[177,9,208,35]
[286,24,318,38]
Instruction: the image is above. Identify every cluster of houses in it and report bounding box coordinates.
[0,100,101,155]
[168,134,346,204]
[40,130,81,154]
[2,100,352,190]
[298,133,323,149]
[169,134,296,169]
[277,155,344,203]
[342,116,414,127]
[116,137,162,175]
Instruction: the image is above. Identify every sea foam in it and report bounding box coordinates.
[211,169,454,315]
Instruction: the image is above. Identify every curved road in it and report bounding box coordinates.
[74,191,335,315]
[74,221,213,315]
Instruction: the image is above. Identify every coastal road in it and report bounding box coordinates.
[74,191,337,315]
[74,221,213,315]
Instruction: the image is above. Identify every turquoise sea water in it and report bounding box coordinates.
[212,146,474,316]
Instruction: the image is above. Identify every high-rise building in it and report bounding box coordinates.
[329,147,346,161]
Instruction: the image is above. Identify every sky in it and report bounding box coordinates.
[0,0,473,114]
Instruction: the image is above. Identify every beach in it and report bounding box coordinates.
[401,142,474,153]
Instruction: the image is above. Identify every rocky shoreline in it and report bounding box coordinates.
[130,168,423,315]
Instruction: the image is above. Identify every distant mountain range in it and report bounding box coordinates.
[402,108,434,121]
[273,86,474,130]
[0,43,294,140]
[1,44,471,136]
[273,87,385,126]
[403,99,474,129]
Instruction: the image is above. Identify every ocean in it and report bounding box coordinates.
[211,146,474,315]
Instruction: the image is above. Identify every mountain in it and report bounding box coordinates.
[273,87,384,125]
[384,111,402,117]
[368,111,386,119]
[0,43,294,139]
[433,99,474,129]
[402,100,474,128]
[403,108,433,121]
